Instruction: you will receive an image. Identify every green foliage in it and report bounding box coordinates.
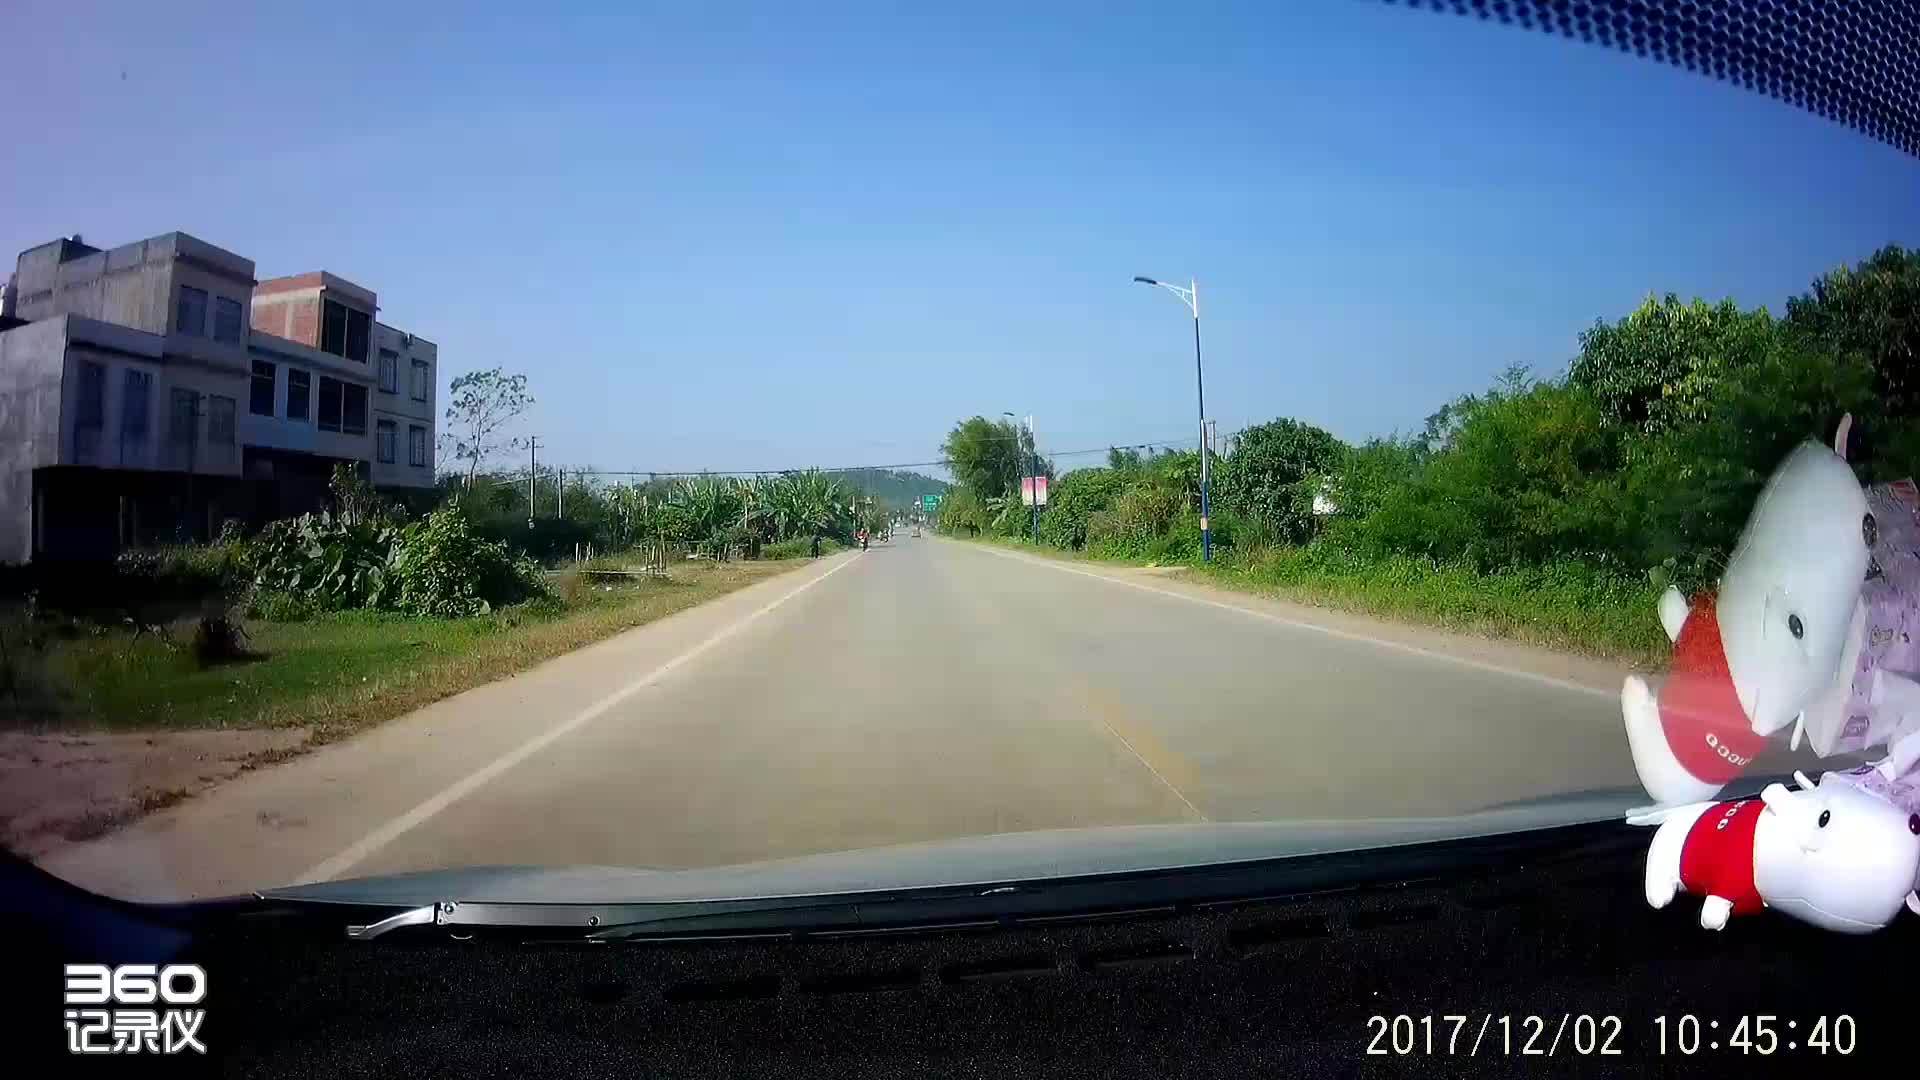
[1085,478,1185,558]
[1786,244,1920,417]
[942,416,1042,499]
[391,508,545,617]
[244,508,543,618]
[937,486,989,535]
[1345,376,1631,570]
[1623,339,1876,587]
[763,536,841,559]
[1037,468,1132,549]
[1213,418,1345,542]
[329,462,401,525]
[1569,295,1776,435]
[1326,438,1423,524]
[1209,544,1664,662]
[245,513,402,610]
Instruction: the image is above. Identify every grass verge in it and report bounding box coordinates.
[10,557,809,741]
[946,532,1665,666]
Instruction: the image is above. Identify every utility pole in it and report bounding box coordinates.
[556,466,564,519]
[527,436,540,529]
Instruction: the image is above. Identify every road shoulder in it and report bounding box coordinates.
[31,552,859,898]
[941,537,1633,698]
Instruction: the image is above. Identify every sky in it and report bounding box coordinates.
[5,1,1916,477]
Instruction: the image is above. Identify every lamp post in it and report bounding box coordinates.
[1133,275,1211,562]
[1001,411,1023,535]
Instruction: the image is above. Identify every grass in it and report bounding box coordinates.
[9,557,807,739]
[946,531,1666,666]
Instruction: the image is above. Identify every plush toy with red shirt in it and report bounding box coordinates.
[1638,771,1920,934]
[1621,424,1876,807]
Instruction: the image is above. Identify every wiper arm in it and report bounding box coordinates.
[346,904,442,941]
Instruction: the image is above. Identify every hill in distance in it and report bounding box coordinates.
[824,469,950,508]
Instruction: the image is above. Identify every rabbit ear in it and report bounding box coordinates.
[1835,413,1853,459]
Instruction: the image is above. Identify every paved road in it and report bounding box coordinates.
[49,535,1764,901]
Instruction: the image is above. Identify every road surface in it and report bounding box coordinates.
[48,535,1736,901]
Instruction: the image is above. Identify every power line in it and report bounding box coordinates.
[458,435,1218,487]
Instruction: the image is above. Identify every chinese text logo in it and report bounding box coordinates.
[63,964,207,1055]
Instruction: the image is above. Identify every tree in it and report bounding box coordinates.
[1354,375,1631,569]
[942,416,1031,498]
[1568,295,1775,436]
[767,470,848,541]
[1213,418,1345,542]
[1785,244,1920,418]
[442,368,534,485]
[1106,446,1143,471]
[937,486,988,536]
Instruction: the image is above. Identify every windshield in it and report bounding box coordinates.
[3,2,1916,904]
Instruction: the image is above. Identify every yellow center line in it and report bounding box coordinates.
[1074,683,1210,823]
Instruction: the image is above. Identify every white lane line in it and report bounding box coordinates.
[1095,715,1211,823]
[294,554,862,885]
[958,541,1618,701]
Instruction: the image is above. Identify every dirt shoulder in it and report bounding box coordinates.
[0,728,311,858]
[4,557,810,857]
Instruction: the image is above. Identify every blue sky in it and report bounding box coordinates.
[5,1,1916,476]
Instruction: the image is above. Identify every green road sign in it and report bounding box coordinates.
[921,494,942,511]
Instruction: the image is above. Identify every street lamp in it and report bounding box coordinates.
[1133,275,1211,562]
[1000,412,1022,514]
[1003,410,1038,544]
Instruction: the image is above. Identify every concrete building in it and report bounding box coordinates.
[370,321,437,488]
[0,232,439,564]
[246,272,436,490]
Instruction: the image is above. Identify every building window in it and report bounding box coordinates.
[169,388,197,446]
[250,359,276,416]
[376,419,397,463]
[286,368,310,421]
[343,384,368,435]
[213,297,244,343]
[76,360,106,429]
[176,286,208,336]
[208,395,236,445]
[347,309,370,363]
[321,300,346,357]
[318,376,342,431]
[411,359,430,402]
[378,348,399,393]
[321,299,372,363]
[121,369,151,439]
[409,424,428,468]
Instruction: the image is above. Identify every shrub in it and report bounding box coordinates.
[1213,418,1344,542]
[244,513,400,611]
[392,508,546,617]
[243,507,543,619]
[1037,468,1131,549]
[764,537,839,559]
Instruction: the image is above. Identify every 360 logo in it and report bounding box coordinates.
[63,964,207,1055]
